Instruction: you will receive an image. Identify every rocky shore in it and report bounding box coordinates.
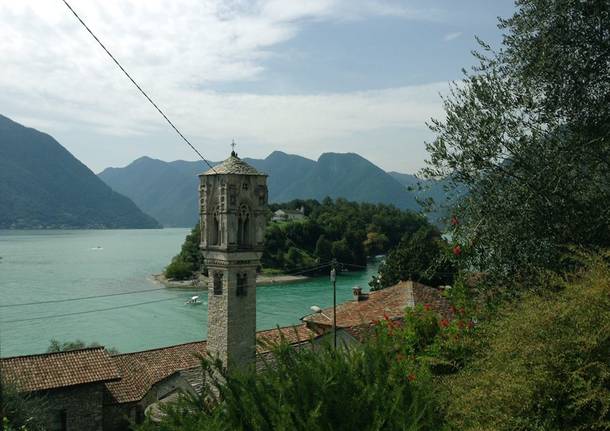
[151,272,309,289]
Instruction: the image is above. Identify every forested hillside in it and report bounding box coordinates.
[164,198,438,280]
[0,115,160,229]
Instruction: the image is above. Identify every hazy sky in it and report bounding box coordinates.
[0,0,515,174]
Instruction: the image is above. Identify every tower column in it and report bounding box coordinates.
[198,150,268,371]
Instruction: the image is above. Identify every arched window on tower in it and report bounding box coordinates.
[212,208,220,246]
[237,204,251,247]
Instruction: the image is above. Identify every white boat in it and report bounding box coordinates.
[185,295,202,305]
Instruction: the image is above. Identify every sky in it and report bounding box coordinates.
[0,0,516,174]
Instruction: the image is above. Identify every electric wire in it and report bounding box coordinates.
[59,0,217,173]
[0,262,335,309]
[1,297,177,324]
[0,260,371,322]
[0,286,169,308]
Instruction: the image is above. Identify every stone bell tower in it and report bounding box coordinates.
[199,149,268,370]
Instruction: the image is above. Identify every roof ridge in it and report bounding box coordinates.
[1,346,107,361]
[200,154,265,176]
[111,340,206,358]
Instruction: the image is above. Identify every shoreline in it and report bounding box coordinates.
[151,272,310,289]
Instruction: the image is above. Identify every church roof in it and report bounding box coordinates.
[1,347,120,393]
[201,152,265,176]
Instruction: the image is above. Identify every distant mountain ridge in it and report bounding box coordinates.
[0,115,160,229]
[99,151,430,227]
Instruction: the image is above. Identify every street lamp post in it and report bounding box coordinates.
[330,262,337,349]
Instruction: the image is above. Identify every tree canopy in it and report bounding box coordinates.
[424,0,610,283]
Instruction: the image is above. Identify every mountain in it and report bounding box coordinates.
[267,152,418,207]
[99,151,424,227]
[0,115,160,229]
[98,157,205,228]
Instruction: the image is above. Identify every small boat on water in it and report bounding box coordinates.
[185,295,202,305]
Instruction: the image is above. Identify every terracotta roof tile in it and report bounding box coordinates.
[105,324,317,404]
[256,324,316,352]
[105,341,206,404]
[1,348,119,393]
[305,281,453,328]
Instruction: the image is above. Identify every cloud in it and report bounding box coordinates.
[443,31,462,41]
[0,0,448,172]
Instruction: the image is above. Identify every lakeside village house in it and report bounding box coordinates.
[271,206,305,223]
[1,152,454,431]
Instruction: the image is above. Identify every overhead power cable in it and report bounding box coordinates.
[1,297,177,324]
[0,286,169,308]
[59,0,217,173]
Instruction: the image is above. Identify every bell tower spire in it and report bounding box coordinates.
[198,150,268,371]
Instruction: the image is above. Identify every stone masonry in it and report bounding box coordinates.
[199,151,268,371]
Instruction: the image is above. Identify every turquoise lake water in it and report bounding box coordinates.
[0,229,378,357]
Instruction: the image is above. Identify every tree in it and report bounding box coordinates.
[47,339,119,355]
[372,225,455,289]
[314,235,333,263]
[363,232,389,256]
[331,239,352,264]
[164,224,203,280]
[2,385,50,431]
[424,0,610,283]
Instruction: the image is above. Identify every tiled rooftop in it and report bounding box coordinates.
[201,153,265,176]
[105,341,206,404]
[1,347,120,393]
[304,281,453,329]
[2,283,448,404]
[105,324,316,404]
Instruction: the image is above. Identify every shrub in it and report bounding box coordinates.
[443,253,610,431]
[165,258,195,280]
[139,331,442,431]
[2,384,50,431]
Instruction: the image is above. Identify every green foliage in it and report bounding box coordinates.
[139,333,442,431]
[2,384,49,431]
[363,232,389,256]
[262,198,431,273]
[424,0,610,283]
[444,254,610,431]
[164,224,204,280]
[314,235,332,263]
[371,225,455,289]
[47,338,119,355]
[170,198,433,278]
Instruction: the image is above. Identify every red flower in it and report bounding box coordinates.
[467,320,475,329]
[383,313,391,321]
[451,215,459,226]
[423,303,431,312]
[407,373,416,382]
[440,319,450,328]
[452,245,462,256]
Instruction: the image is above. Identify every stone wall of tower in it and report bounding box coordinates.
[199,173,267,251]
[199,163,268,371]
[206,264,257,368]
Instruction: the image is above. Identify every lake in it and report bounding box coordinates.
[0,229,378,357]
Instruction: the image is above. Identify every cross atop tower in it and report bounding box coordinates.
[231,139,237,156]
